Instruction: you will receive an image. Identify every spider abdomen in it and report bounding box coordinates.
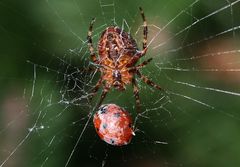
[98,26,138,63]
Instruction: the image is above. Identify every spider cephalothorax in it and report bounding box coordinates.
[87,7,162,111]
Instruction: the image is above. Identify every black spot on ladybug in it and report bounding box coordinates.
[96,128,99,131]
[128,123,132,128]
[114,112,121,118]
[100,106,108,114]
[110,139,115,144]
[102,123,107,129]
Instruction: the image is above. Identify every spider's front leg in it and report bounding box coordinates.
[96,84,110,108]
[136,58,152,69]
[132,78,141,112]
[88,77,103,101]
[136,70,162,90]
[87,18,98,64]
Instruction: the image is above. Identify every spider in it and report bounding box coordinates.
[87,7,162,111]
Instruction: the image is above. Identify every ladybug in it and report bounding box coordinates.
[93,104,135,146]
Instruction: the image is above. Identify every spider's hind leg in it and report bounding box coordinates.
[139,7,148,50]
[87,18,98,63]
[126,8,148,67]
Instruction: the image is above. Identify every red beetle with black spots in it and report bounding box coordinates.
[93,104,134,146]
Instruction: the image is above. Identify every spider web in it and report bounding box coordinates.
[1,0,240,166]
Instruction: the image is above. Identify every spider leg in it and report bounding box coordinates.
[88,77,103,101]
[126,8,148,67]
[136,58,152,69]
[139,7,148,50]
[136,71,162,90]
[132,78,141,112]
[128,58,153,71]
[87,18,98,64]
[97,84,110,108]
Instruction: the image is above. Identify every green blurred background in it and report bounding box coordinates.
[1,0,240,166]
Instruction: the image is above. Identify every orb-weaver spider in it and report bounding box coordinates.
[87,7,162,111]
